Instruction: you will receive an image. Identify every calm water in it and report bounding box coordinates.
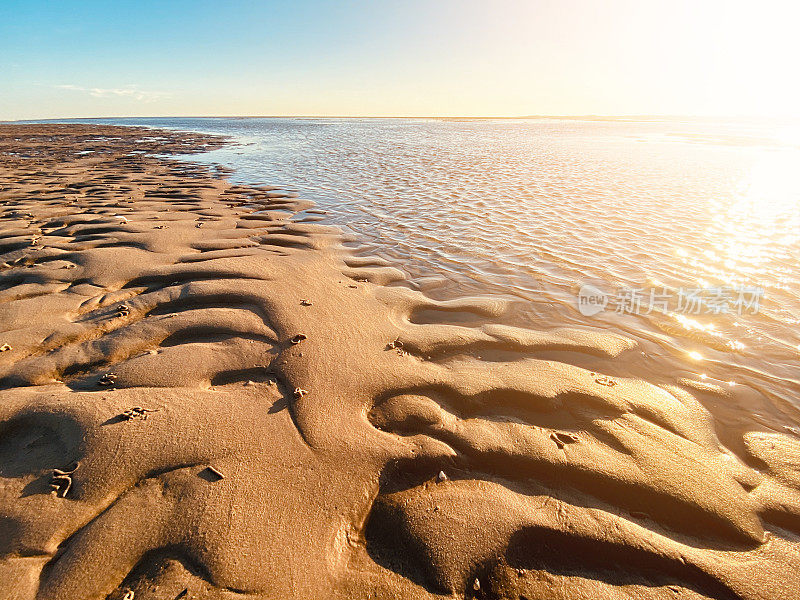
[44,117,800,435]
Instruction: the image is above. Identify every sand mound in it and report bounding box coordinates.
[0,125,799,600]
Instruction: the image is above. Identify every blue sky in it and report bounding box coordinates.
[1,0,798,119]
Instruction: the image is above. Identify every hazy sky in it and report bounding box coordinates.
[1,0,798,120]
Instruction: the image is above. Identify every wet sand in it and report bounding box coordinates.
[1,124,799,600]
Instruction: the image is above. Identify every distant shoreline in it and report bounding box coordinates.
[8,114,797,124]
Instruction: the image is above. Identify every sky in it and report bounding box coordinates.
[1,0,799,120]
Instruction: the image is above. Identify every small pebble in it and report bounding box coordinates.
[206,466,224,480]
[121,407,155,420]
[436,470,448,483]
[291,334,307,344]
[98,372,117,386]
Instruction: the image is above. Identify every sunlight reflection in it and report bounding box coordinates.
[714,149,800,271]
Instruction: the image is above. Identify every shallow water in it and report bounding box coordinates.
[44,116,800,436]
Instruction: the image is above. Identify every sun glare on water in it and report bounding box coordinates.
[705,140,800,289]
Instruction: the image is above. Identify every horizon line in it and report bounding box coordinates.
[6,114,796,124]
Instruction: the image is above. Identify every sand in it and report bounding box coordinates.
[0,124,799,600]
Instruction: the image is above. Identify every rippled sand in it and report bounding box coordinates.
[1,125,800,600]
